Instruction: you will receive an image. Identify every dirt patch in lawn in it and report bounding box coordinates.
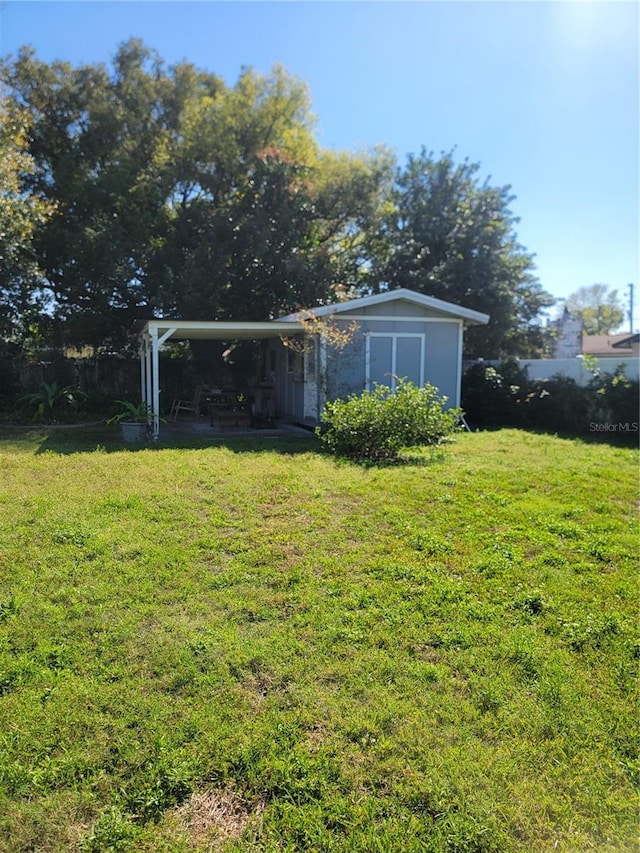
[173,787,264,849]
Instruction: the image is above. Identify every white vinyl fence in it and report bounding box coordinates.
[515,357,638,385]
[467,357,639,385]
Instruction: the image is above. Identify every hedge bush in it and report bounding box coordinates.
[317,378,461,462]
[461,358,639,439]
[460,358,527,427]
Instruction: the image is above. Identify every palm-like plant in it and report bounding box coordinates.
[106,400,155,424]
[19,381,87,423]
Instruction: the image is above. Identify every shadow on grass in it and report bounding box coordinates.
[328,446,453,469]
[1,424,454,467]
[3,423,634,459]
[2,425,319,457]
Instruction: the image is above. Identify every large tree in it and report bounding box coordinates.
[1,45,551,360]
[1,43,391,350]
[0,96,54,340]
[1,41,215,348]
[370,149,553,357]
[146,69,394,322]
[565,284,624,335]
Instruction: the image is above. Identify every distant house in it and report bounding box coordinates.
[553,308,583,358]
[582,333,640,358]
[551,309,639,360]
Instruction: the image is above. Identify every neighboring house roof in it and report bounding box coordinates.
[279,288,490,326]
[582,333,640,356]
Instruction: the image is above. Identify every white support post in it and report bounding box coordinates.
[140,335,151,409]
[149,327,178,440]
[456,321,464,409]
[145,336,152,411]
[150,327,160,439]
[139,343,146,406]
[318,336,328,416]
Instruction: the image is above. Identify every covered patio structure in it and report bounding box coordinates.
[139,289,489,440]
[138,319,301,439]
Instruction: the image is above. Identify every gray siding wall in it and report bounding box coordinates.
[358,302,454,319]
[423,322,461,406]
[325,316,462,411]
[326,327,366,402]
[267,306,463,424]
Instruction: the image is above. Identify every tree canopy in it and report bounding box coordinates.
[0,96,54,339]
[565,284,625,335]
[1,40,551,358]
[368,150,553,357]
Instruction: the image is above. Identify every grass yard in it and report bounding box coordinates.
[0,428,637,853]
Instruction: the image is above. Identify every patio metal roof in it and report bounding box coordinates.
[140,319,301,342]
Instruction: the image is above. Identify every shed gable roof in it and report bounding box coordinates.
[280,288,490,325]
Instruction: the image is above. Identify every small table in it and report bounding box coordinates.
[211,409,252,429]
[208,392,251,429]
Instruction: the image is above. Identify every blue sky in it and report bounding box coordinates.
[2,0,638,330]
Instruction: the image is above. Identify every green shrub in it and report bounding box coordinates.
[16,381,88,423]
[586,364,639,428]
[522,375,590,432]
[317,378,461,462]
[461,358,528,427]
[462,359,639,441]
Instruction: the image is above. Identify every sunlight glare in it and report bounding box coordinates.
[550,0,637,53]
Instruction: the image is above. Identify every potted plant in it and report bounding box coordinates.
[106,400,155,443]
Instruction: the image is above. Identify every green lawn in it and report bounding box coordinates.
[0,428,637,853]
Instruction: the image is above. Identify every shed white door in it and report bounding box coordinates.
[366,334,424,389]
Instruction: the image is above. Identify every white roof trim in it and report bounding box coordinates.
[279,288,490,326]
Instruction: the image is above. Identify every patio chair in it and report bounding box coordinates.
[169,385,205,421]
